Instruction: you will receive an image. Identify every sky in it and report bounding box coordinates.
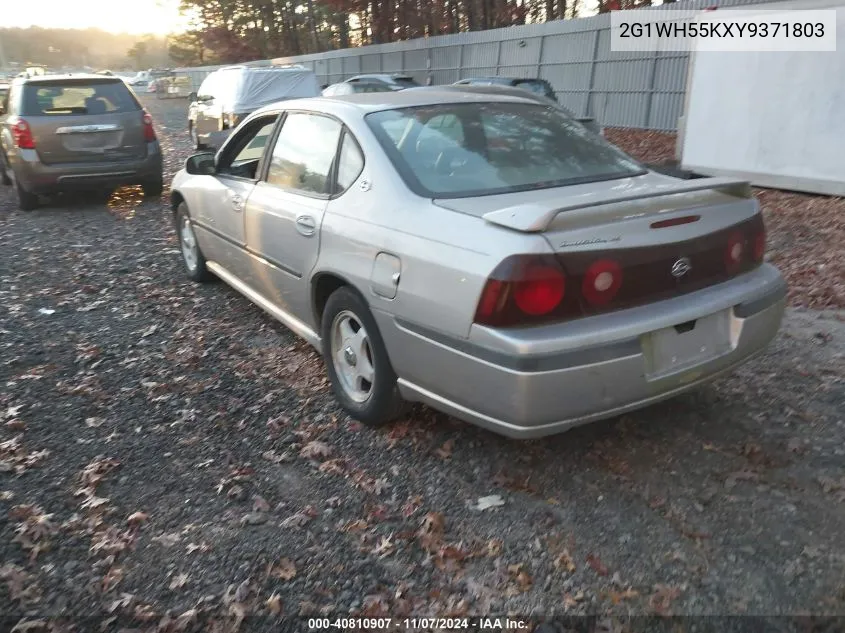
[2,0,187,35]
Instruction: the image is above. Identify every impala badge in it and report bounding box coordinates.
[671,257,692,278]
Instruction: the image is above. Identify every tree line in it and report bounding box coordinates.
[168,0,673,66]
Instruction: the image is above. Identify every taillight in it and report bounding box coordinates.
[142,111,156,142]
[513,263,566,316]
[725,230,745,272]
[474,255,566,327]
[12,118,35,149]
[752,225,766,263]
[582,259,623,306]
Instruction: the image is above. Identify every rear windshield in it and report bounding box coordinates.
[514,79,552,96]
[393,76,420,88]
[366,102,644,199]
[21,80,140,116]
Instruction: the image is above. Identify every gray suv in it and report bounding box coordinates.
[0,74,163,211]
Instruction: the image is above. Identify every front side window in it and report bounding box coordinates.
[21,81,139,116]
[366,102,643,198]
[217,115,279,179]
[266,112,342,195]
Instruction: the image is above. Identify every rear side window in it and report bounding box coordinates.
[392,76,420,88]
[21,81,139,116]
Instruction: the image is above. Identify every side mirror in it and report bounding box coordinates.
[188,92,197,102]
[185,152,216,176]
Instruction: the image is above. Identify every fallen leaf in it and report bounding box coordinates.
[473,495,505,511]
[126,511,148,526]
[586,553,609,576]
[253,495,270,513]
[271,558,297,581]
[169,573,189,590]
[266,593,283,615]
[102,566,123,593]
[85,417,105,428]
[487,539,503,556]
[607,588,639,604]
[435,439,454,459]
[234,579,250,603]
[299,440,332,460]
[650,584,682,614]
[373,534,396,558]
[37,308,55,316]
[554,550,577,573]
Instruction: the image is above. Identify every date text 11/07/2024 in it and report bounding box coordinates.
[307,617,530,630]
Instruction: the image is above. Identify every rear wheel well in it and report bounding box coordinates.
[313,273,349,325]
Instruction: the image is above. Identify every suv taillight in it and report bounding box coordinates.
[11,118,35,149]
[142,111,156,142]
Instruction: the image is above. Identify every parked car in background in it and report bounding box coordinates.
[169,89,786,439]
[322,81,394,96]
[146,80,159,93]
[427,83,604,136]
[344,74,420,90]
[188,65,321,150]
[454,76,558,102]
[0,74,164,210]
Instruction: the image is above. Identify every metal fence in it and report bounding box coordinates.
[174,0,781,131]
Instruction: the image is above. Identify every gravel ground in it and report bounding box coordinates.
[0,97,844,632]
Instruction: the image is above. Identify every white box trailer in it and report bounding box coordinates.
[678,0,845,196]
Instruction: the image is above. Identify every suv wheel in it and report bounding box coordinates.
[13,175,38,211]
[1,153,11,187]
[142,176,164,198]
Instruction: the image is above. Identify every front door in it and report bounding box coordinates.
[244,111,344,321]
[193,113,280,273]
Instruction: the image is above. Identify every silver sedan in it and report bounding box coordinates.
[169,90,787,439]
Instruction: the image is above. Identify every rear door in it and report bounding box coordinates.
[22,78,146,165]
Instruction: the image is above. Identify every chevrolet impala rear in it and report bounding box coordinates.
[362,99,786,438]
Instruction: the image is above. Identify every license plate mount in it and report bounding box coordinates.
[643,309,733,380]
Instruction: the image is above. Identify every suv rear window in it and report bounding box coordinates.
[21,80,140,116]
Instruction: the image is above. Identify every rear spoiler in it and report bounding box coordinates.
[481,177,753,233]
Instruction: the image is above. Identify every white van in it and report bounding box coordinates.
[187,65,321,150]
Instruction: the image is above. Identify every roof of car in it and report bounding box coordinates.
[253,88,537,117]
[14,73,125,84]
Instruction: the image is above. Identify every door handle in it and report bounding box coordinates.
[295,215,317,236]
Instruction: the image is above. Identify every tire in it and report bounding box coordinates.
[15,179,38,211]
[0,153,11,186]
[174,202,212,283]
[321,287,406,427]
[142,176,164,198]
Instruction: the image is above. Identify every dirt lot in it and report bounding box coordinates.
[0,96,844,631]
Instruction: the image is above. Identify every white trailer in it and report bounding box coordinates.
[677,0,845,196]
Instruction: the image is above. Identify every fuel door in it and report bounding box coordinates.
[370,252,401,300]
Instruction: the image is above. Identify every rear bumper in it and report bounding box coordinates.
[375,264,787,439]
[12,142,163,193]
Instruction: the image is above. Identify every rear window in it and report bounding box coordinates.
[393,76,420,88]
[366,102,644,199]
[21,80,140,116]
[514,79,553,97]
